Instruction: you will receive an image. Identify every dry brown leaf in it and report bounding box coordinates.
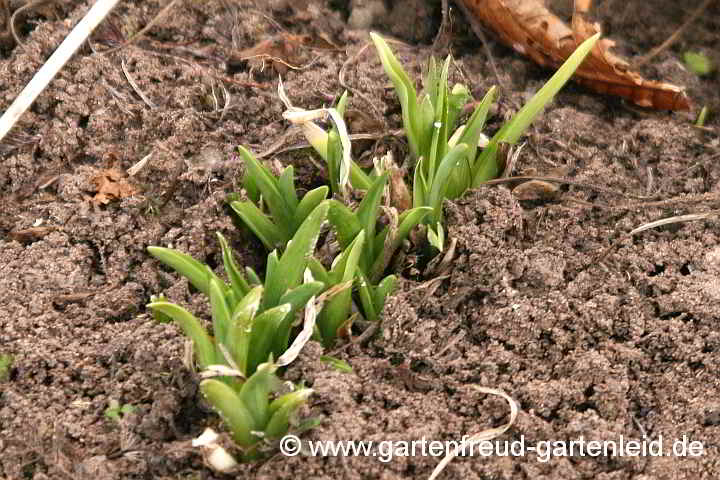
[512,179,560,200]
[8,226,56,244]
[457,0,690,110]
[228,33,312,76]
[90,168,137,206]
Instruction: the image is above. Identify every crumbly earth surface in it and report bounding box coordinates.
[1,1,719,479]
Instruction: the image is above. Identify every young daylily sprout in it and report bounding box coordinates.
[105,400,135,422]
[310,229,365,346]
[370,32,600,249]
[230,147,419,347]
[231,146,329,251]
[148,204,329,465]
[317,173,431,336]
[199,362,313,461]
[0,353,13,381]
[147,201,328,377]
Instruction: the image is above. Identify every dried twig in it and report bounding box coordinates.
[112,0,182,52]
[429,386,518,480]
[121,59,156,109]
[595,209,720,264]
[257,129,404,159]
[635,0,714,67]
[339,41,383,119]
[628,210,720,236]
[10,0,58,47]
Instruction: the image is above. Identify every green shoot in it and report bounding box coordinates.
[200,362,313,460]
[371,32,600,242]
[695,105,709,127]
[0,353,13,381]
[309,230,365,347]
[320,355,353,373]
[684,51,714,77]
[147,202,328,377]
[231,146,329,251]
[105,400,135,422]
[149,294,172,323]
[472,32,601,187]
[325,173,431,324]
[427,222,445,252]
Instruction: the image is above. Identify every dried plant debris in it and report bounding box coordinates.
[457,0,691,110]
[0,127,40,153]
[8,226,56,244]
[228,33,314,76]
[90,167,137,206]
[0,0,63,49]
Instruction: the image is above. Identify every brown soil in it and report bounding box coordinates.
[1,0,719,479]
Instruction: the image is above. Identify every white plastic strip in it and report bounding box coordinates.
[0,0,122,143]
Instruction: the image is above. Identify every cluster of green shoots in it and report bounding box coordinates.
[146,31,598,467]
[147,205,326,461]
[370,32,598,249]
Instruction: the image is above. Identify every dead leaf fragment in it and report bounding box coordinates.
[8,226,56,244]
[389,165,412,212]
[457,0,690,110]
[512,179,560,200]
[90,168,137,205]
[228,33,312,76]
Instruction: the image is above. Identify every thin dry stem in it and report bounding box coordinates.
[429,386,518,480]
[121,59,156,108]
[339,41,383,119]
[635,0,714,67]
[628,210,720,236]
[10,0,57,48]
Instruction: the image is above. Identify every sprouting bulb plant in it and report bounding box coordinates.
[310,173,431,344]
[308,229,366,347]
[325,172,431,283]
[231,146,329,251]
[199,362,313,461]
[370,31,600,249]
[147,201,329,377]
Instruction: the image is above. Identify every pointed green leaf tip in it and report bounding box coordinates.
[263,201,328,310]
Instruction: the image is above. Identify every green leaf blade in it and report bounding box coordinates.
[147,301,215,369]
[147,246,218,296]
[318,231,365,346]
[327,200,362,250]
[427,143,469,224]
[265,388,313,439]
[293,186,329,229]
[373,274,397,314]
[230,201,285,250]
[370,32,421,158]
[278,166,299,213]
[208,274,232,348]
[238,146,294,239]
[216,233,251,298]
[227,286,263,375]
[239,362,281,428]
[262,202,329,310]
[200,379,259,447]
[247,304,291,375]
